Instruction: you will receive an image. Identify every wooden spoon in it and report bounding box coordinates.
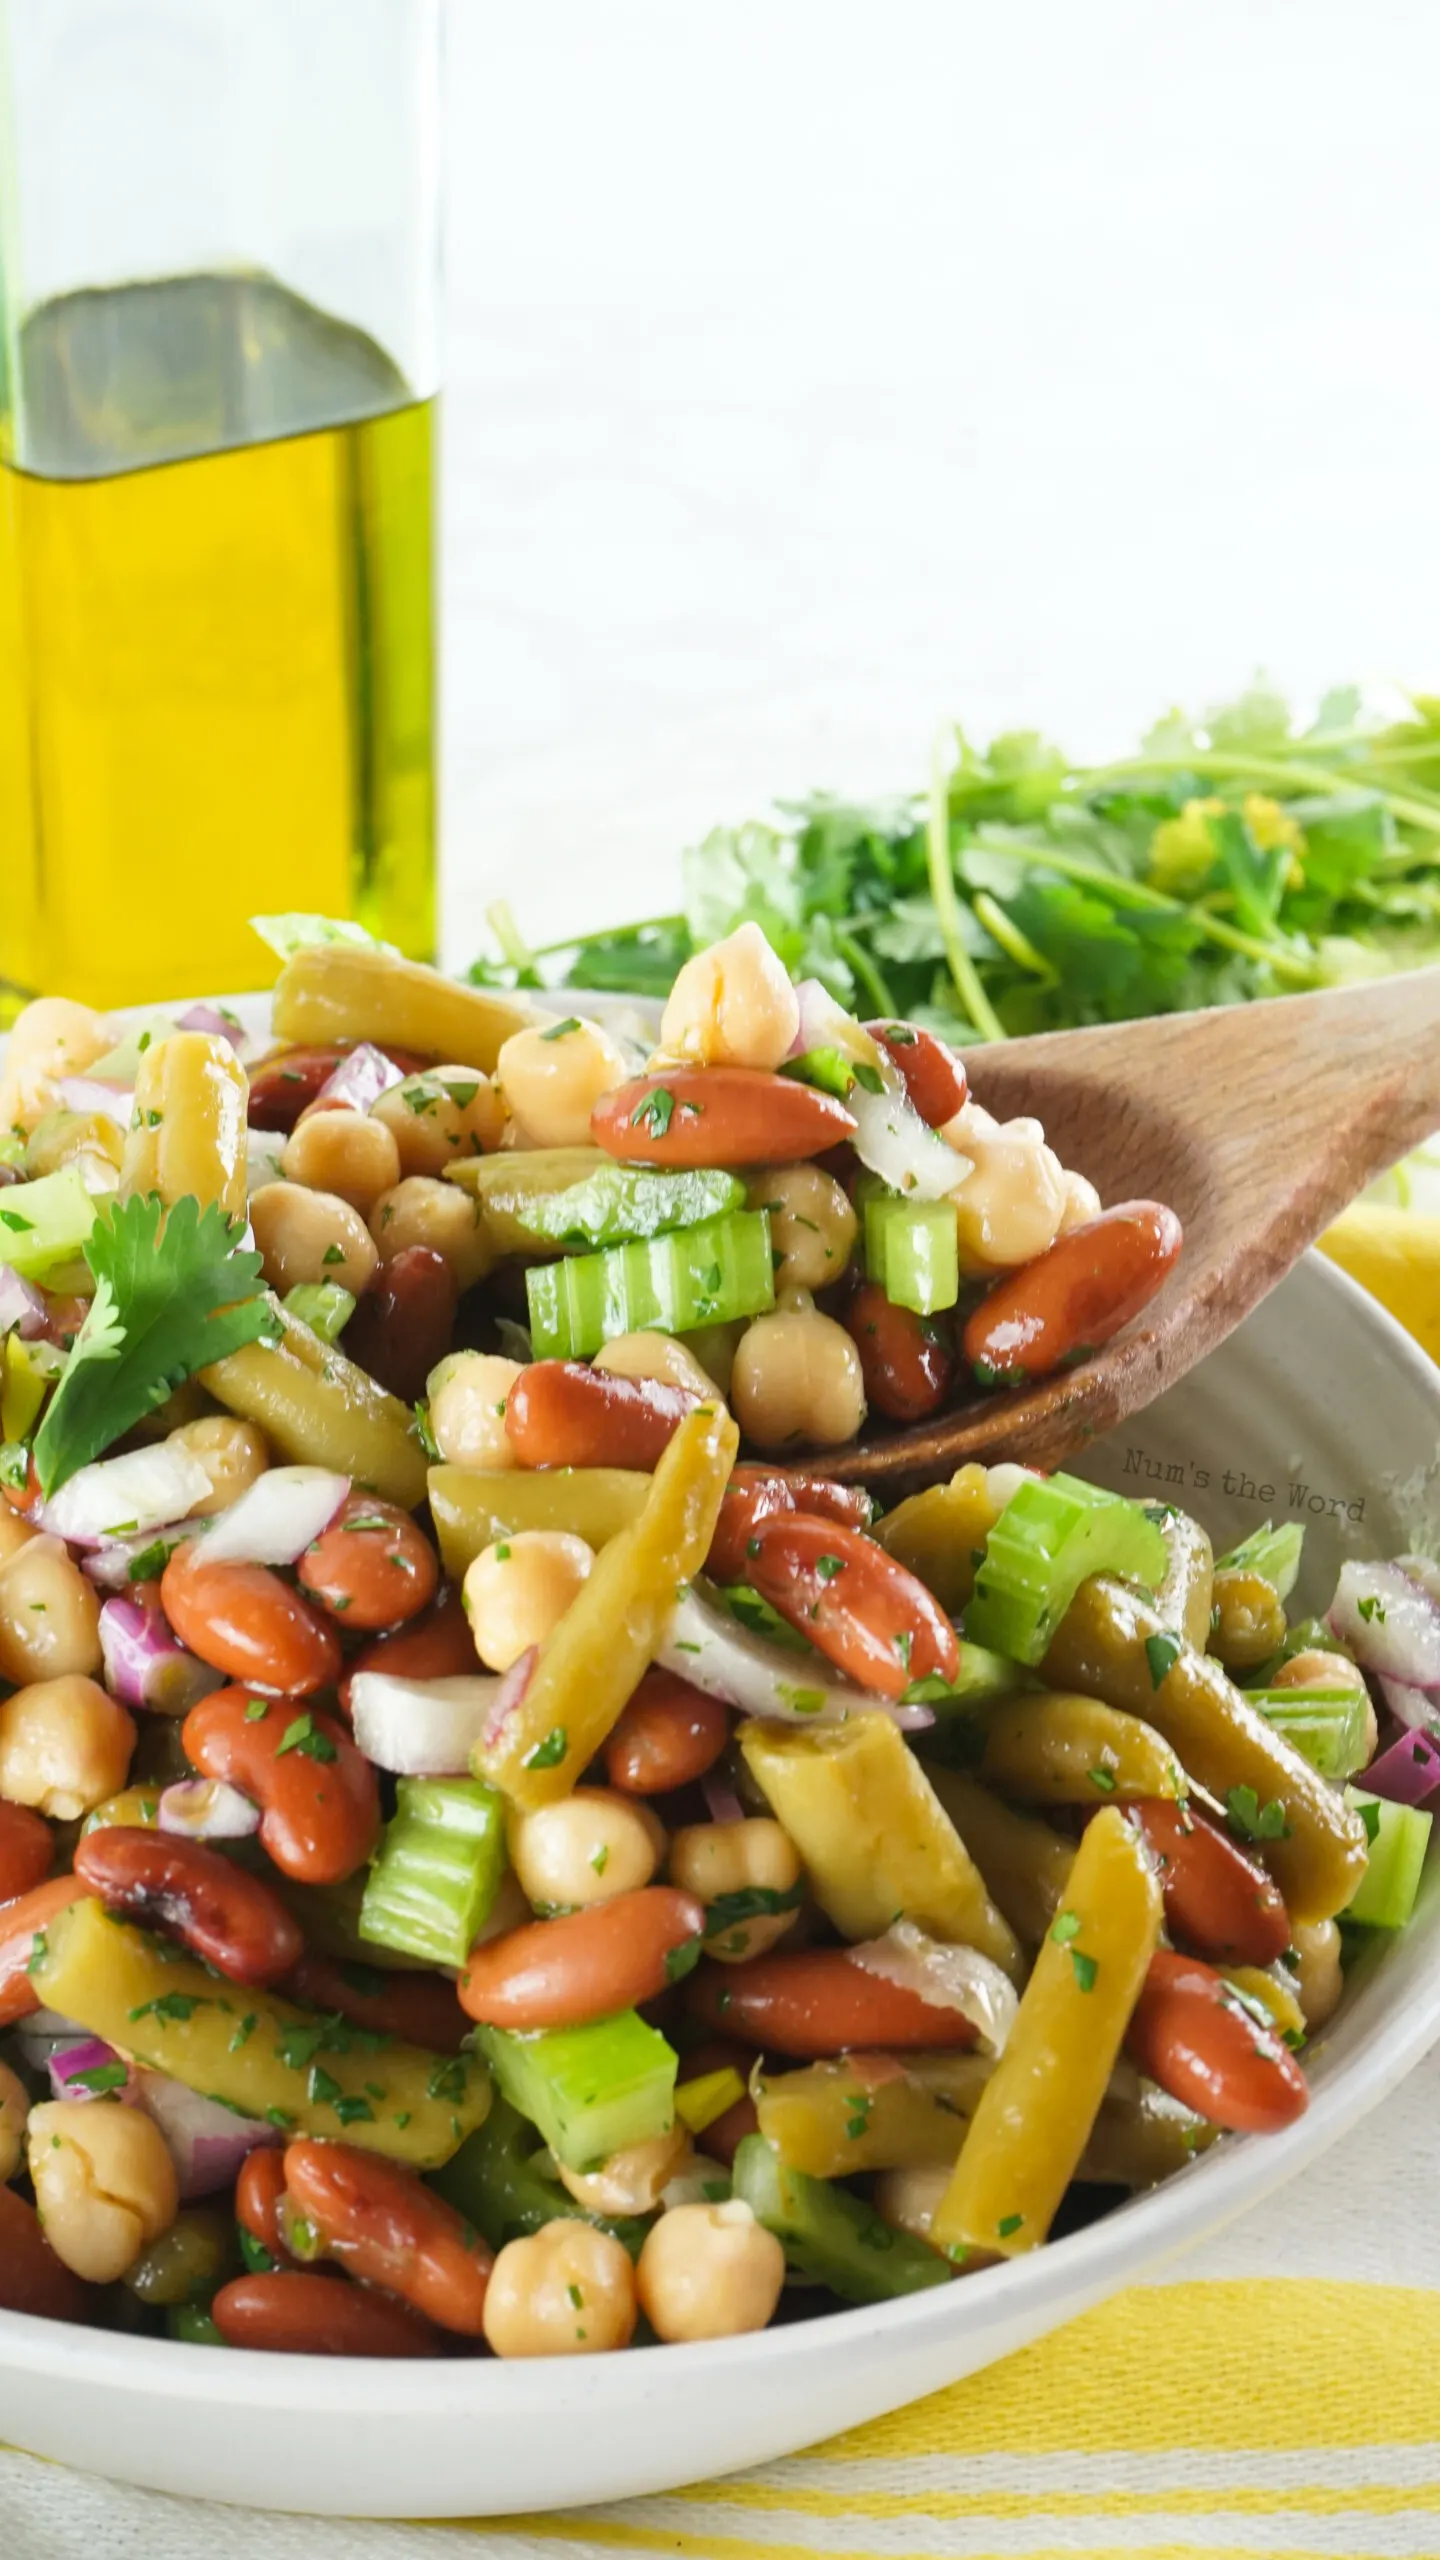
[810,966,1440,1490]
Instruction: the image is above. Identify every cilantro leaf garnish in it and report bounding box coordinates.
[630,1086,677,1139]
[33,1194,277,1496]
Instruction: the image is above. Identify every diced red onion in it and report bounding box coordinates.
[42,1442,214,1549]
[1328,1560,1440,1692]
[132,2070,280,2201]
[1378,1675,1438,1734]
[98,1593,225,1715]
[13,2008,91,2071]
[158,1778,261,1841]
[311,1043,404,1115]
[48,2037,136,2104]
[350,1671,502,1776]
[481,1645,538,1749]
[175,1002,247,1054]
[847,1067,968,1203]
[787,979,887,1072]
[702,1772,747,1825]
[850,1920,1017,2054]
[1397,1554,1440,1610]
[659,1582,934,1732]
[83,1518,200,1591]
[52,1076,133,1125]
[199,1465,349,1567]
[1360,1728,1440,1806]
[0,1264,47,1339]
[245,1129,287,1195]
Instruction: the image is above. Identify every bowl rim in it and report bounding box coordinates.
[2,1249,1439,2408]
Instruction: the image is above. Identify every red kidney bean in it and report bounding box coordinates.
[592,1069,857,1168]
[337,1584,477,1716]
[297,1493,439,1633]
[458,1887,705,2031]
[744,1514,959,1698]
[780,1475,875,1534]
[0,1876,93,2026]
[863,1021,968,1126]
[0,1800,53,1904]
[844,1283,954,1423]
[182,1689,380,1887]
[341,1245,458,1401]
[162,1544,342,1697]
[1128,1800,1291,1968]
[236,2151,294,2265]
[284,1952,471,2055]
[282,2139,493,2335]
[248,1043,431,1134]
[688,1948,978,2058]
[505,1362,701,1472]
[603,1669,730,1795]
[963,1200,1183,1387]
[706,1466,873,1582]
[1126,1948,1309,2133]
[0,2184,97,2323]
[73,1827,302,1988]
[211,2269,442,2356]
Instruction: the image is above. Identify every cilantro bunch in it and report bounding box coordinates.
[468,679,1440,1039]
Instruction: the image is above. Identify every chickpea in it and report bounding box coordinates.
[0,1536,103,1685]
[730,1305,866,1450]
[370,1177,491,1290]
[495,1018,631,1151]
[1058,1169,1102,1234]
[483,2218,637,2357]
[1288,1918,1344,2032]
[24,1109,125,1180]
[26,2098,178,2283]
[746,1163,857,1294]
[668,1817,802,1961]
[469,1866,531,1949]
[680,1321,746,1397]
[249,1181,379,1298]
[0,2059,29,2183]
[0,1508,36,1572]
[427,1351,523,1470]
[508,1785,663,1911]
[873,2163,950,2244]
[1209,1569,1288,1671]
[659,923,800,1073]
[951,1119,1068,1271]
[0,996,112,1138]
[557,2126,691,2215]
[0,1673,135,1820]
[636,2198,785,2343]
[372,1067,505,1178]
[281,1109,402,1216]
[165,1416,270,1518]
[593,1332,719,1398]
[463,1531,595,1672]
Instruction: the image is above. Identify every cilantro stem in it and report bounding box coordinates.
[928,730,1007,1042]
[531,913,686,961]
[970,836,1321,986]
[486,901,540,981]
[1078,749,1440,836]
[971,891,1057,983]
[833,926,897,1018]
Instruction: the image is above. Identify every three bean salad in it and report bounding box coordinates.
[0,921,1433,2359]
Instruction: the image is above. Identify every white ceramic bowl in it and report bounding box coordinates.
[2,1252,1439,2514]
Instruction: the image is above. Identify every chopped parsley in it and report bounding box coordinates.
[275,1712,338,1764]
[1356,1594,1386,1625]
[541,1017,582,1042]
[1225,1784,1291,1843]
[244,1697,270,1723]
[1050,1910,1081,1946]
[523,1726,568,1771]
[815,1554,846,1582]
[1088,1766,1118,1794]
[129,1992,207,2024]
[1144,1631,1182,1688]
[996,2213,1024,2239]
[630,1086,677,1139]
[1069,1949,1099,1993]
[663,1935,703,1985]
[67,2061,129,2094]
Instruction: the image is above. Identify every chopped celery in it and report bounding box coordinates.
[1215,1521,1305,1601]
[1344,1788,1432,1929]
[358,1777,506,1969]
[526,1211,775,1359]
[430,2097,650,2256]
[0,1164,97,1280]
[732,2134,950,2302]
[1250,1685,1372,1782]
[474,2012,678,2173]
[502,1163,745,1253]
[858,1177,959,1316]
[966,1473,1167,1667]
[780,1047,859,1102]
[282,1281,356,1345]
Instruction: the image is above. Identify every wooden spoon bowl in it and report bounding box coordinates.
[801,966,1440,1491]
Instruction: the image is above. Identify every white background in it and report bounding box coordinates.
[439,0,1440,967]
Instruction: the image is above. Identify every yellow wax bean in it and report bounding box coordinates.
[475,1402,738,1811]
[739,1713,1022,1982]
[273,944,532,1075]
[1042,1577,1368,1923]
[1153,1510,1215,1652]
[921,1765,1076,1947]
[28,1899,489,2167]
[428,1464,649,1579]
[978,1692,1187,1805]
[203,1300,426,1509]
[873,1464,1002,1616]
[756,2054,993,2178]
[930,1806,1163,2262]
[120,1033,248,1221]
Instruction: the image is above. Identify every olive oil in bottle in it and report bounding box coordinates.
[0,270,435,1017]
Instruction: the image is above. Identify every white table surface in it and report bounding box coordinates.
[437,0,1440,972]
